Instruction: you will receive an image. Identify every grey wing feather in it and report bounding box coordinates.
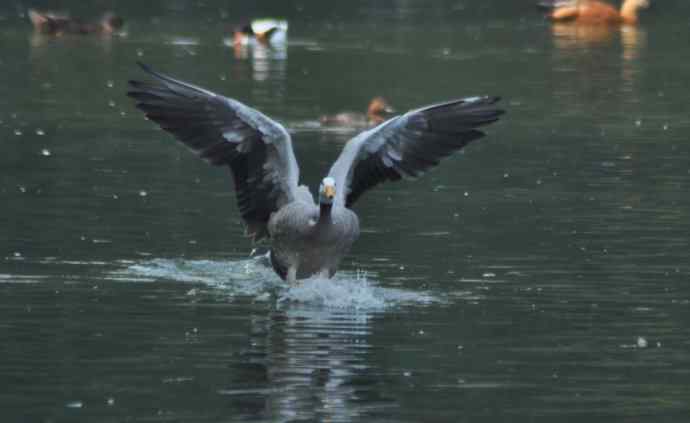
[328,96,504,208]
[127,62,300,241]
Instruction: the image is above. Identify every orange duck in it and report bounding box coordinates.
[320,97,395,129]
[28,9,124,35]
[539,0,650,25]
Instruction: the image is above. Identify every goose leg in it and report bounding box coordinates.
[287,266,298,285]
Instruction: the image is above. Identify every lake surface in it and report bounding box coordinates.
[1,1,690,422]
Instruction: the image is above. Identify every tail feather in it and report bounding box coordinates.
[255,26,280,44]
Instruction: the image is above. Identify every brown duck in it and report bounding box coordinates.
[28,9,124,35]
[320,97,395,129]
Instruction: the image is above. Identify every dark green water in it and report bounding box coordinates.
[2,1,690,422]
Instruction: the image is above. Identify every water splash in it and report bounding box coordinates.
[114,258,438,310]
[278,274,437,309]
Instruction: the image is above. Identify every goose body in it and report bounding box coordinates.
[268,200,359,280]
[127,63,503,284]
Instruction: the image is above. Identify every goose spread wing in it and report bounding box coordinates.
[127,62,301,241]
[328,96,504,208]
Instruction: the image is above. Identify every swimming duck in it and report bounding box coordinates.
[233,18,288,47]
[128,63,503,284]
[320,97,395,129]
[28,9,124,35]
[539,0,650,25]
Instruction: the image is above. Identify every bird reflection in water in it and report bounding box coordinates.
[549,14,648,214]
[619,25,646,89]
[550,22,646,94]
[546,0,648,93]
[551,21,645,55]
[551,22,616,48]
[224,305,393,421]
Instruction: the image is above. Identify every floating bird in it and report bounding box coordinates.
[539,0,650,25]
[28,9,124,35]
[233,18,288,47]
[127,63,503,283]
[320,97,395,130]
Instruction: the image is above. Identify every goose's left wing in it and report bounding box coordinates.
[327,96,504,208]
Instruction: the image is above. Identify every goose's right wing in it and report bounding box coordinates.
[127,62,300,241]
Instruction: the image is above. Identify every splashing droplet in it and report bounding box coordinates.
[41,149,52,157]
[139,190,148,197]
[106,80,115,88]
[35,128,45,136]
[14,129,22,136]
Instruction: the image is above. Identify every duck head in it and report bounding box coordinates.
[367,97,395,124]
[368,97,394,115]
